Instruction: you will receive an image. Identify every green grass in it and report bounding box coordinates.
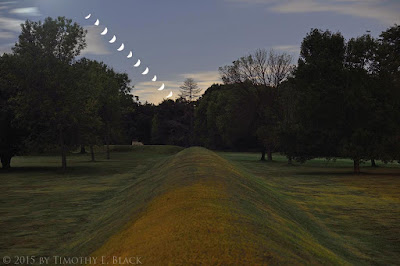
[0,145,184,259]
[1,147,399,265]
[218,152,400,265]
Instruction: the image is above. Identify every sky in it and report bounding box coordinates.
[0,0,399,104]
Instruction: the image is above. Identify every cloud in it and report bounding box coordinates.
[10,7,41,16]
[225,0,400,24]
[80,26,111,56]
[0,31,15,39]
[272,45,300,55]
[0,16,24,32]
[133,70,221,104]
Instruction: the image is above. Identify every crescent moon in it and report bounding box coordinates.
[142,67,149,75]
[133,59,141,67]
[158,83,165,91]
[117,43,125,51]
[127,51,133,58]
[100,27,108,35]
[166,91,173,98]
[109,35,116,43]
[85,14,91,20]
[152,75,157,82]
[94,19,100,26]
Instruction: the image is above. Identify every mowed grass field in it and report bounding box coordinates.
[1,146,399,265]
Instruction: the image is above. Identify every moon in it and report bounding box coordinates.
[142,67,149,75]
[152,75,157,82]
[85,14,91,20]
[127,51,133,58]
[166,91,173,98]
[117,43,125,51]
[100,27,108,35]
[94,19,100,26]
[158,83,165,91]
[134,59,141,67]
[109,35,116,43]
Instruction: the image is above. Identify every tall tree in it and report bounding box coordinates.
[179,78,202,101]
[179,78,201,145]
[0,54,24,169]
[219,49,293,161]
[11,17,86,170]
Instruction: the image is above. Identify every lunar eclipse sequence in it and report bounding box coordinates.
[85,13,173,99]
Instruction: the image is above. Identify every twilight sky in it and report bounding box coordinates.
[0,0,399,103]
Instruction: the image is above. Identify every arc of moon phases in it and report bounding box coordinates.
[127,51,133,58]
[109,35,116,43]
[134,59,141,67]
[101,27,108,35]
[166,91,173,98]
[94,19,100,26]
[85,14,91,20]
[152,75,157,82]
[158,83,165,91]
[117,43,125,52]
[142,67,149,75]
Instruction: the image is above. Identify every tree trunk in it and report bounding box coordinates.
[60,129,67,171]
[260,147,266,161]
[106,122,110,160]
[371,159,377,167]
[90,145,95,162]
[0,155,12,169]
[267,148,273,161]
[80,145,86,154]
[353,159,360,175]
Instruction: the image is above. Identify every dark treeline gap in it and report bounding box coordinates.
[0,17,399,173]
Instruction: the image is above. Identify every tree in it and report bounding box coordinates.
[293,28,399,174]
[11,17,86,170]
[219,49,293,161]
[0,54,24,169]
[179,78,202,101]
[179,78,202,145]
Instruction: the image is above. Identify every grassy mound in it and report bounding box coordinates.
[91,147,353,265]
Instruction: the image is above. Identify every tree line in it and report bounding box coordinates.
[1,16,399,174]
[145,25,400,174]
[0,17,135,170]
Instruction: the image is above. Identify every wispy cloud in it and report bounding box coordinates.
[80,26,111,56]
[272,45,300,55]
[0,16,24,32]
[225,0,400,24]
[0,31,14,39]
[133,70,221,104]
[10,7,41,17]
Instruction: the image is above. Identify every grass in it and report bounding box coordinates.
[1,146,399,265]
[218,152,400,265]
[0,145,184,259]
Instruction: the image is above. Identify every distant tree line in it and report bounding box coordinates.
[1,16,399,174]
[147,25,400,174]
